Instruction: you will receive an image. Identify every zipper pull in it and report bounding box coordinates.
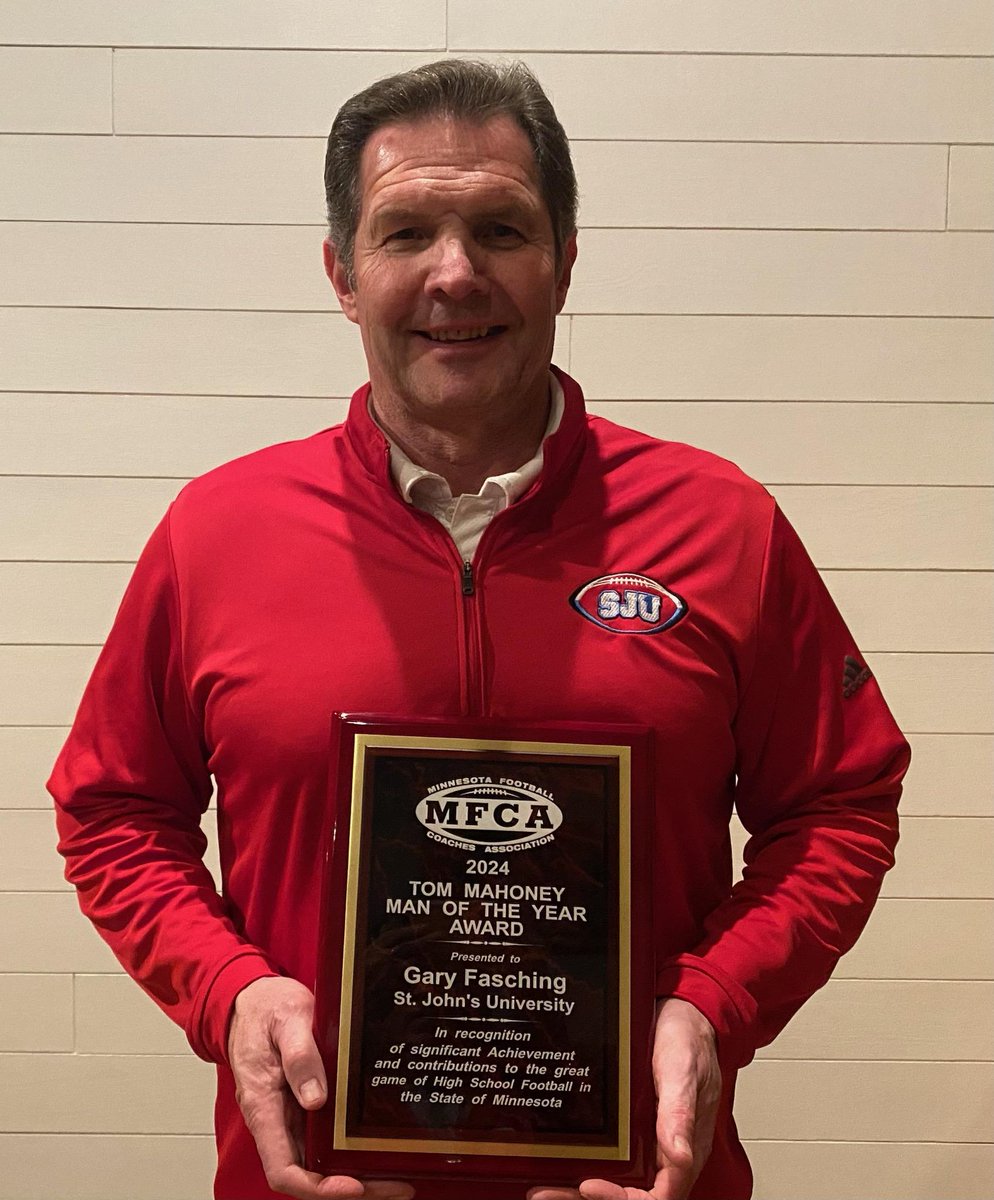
[461,560,475,596]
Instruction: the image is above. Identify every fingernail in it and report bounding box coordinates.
[674,1135,692,1158]
[300,1078,323,1105]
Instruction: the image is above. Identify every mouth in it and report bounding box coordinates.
[415,325,506,344]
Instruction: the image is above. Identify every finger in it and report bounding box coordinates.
[308,1179,370,1200]
[260,1162,361,1200]
[655,1097,695,1170]
[357,1182,416,1200]
[653,1053,696,1172]
[239,1084,328,1200]
[579,1184,656,1200]
[577,1179,631,1200]
[528,1189,581,1200]
[272,1010,328,1111]
[643,1162,693,1200]
[648,1083,696,1200]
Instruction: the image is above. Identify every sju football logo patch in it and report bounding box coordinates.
[570,573,687,635]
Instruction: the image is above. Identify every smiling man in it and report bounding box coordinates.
[323,114,574,497]
[50,61,909,1200]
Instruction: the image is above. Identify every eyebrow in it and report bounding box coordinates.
[369,207,422,231]
[369,199,539,233]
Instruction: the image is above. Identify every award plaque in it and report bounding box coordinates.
[306,714,655,1199]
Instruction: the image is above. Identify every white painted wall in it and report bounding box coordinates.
[1,3,991,1197]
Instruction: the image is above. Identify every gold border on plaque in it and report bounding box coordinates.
[334,733,632,1161]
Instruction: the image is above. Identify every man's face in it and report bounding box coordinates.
[324,114,576,431]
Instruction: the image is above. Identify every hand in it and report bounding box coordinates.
[228,976,414,1200]
[529,997,721,1200]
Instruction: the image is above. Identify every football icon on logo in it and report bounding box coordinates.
[570,573,687,635]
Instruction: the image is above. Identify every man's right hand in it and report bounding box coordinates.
[228,976,414,1200]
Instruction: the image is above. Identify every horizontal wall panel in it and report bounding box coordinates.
[731,814,993,901]
[573,141,949,231]
[882,817,994,898]
[0,1054,214,1134]
[837,899,993,980]
[0,894,120,973]
[0,895,989,982]
[5,0,990,56]
[4,396,987,485]
[0,135,950,230]
[0,395,346,478]
[769,486,993,570]
[0,308,368,397]
[0,223,330,311]
[0,811,71,891]
[449,1,994,55]
[0,647,100,726]
[6,726,983,814]
[0,48,111,134]
[949,146,994,231]
[569,230,994,317]
[0,477,182,560]
[111,50,994,142]
[736,1060,993,1142]
[16,225,992,316]
[570,316,994,402]
[756,980,994,1060]
[76,976,195,1055]
[12,563,990,654]
[0,563,131,645]
[0,135,326,224]
[902,734,994,816]
[3,478,985,571]
[821,571,994,653]
[0,975,73,1052]
[843,899,994,980]
[114,49,435,136]
[0,1134,214,1200]
[743,732,994,824]
[0,1139,987,1200]
[9,565,986,666]
[586,401,993,487]
[0,805,219,893]
[744,1141,994,1200]
[868,651,993,734]
[0,728,68,810]
[0,1,446,49]
[520,54,994,144]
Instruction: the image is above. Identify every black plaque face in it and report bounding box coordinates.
[307,717,655,1198]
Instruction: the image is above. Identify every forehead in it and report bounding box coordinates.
[356,115,544,220]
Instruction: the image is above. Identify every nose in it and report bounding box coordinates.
[424,234,487,302]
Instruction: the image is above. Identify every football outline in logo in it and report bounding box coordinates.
[415,781,563,851]
[570,573,688,635]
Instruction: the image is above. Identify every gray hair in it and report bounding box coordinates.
[324,59,578,282]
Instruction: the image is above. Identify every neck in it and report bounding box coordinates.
[371,383,551,495]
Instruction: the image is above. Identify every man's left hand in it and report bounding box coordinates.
[529,997,721,1200]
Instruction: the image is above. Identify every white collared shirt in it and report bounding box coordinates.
[382,375,564,561]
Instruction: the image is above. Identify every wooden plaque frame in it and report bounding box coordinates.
[306,714,655,1198]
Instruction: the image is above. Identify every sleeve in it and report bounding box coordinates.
[655,503,910,1069]
[47,509,279,1063]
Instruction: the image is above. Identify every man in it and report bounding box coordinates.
[50,60,909,1200]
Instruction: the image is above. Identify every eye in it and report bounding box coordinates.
[384,228,425,246]
[482,222,525,245]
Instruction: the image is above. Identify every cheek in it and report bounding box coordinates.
[363,271,420,330]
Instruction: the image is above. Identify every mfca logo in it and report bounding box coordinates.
[415,780,562,852]
[570,573,687,635]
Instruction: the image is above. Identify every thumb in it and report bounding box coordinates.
[657,1100,695,1169]
[272,1006,328,1110]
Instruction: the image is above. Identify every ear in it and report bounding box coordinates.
[554,231,578,314]
[322,238,358,323]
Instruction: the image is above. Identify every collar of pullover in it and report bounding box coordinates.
[344,365,590,520]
